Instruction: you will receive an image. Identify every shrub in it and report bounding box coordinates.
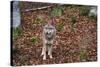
[71,16,77,25]
[13,26,22,40]
[71,16,77,32]
[51,6,64,17]
[80,50,87,62]
[56,22,64,31]
[34,16,45,24]
[80,6,90,16]
[31,36,39,44]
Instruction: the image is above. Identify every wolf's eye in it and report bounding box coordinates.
[49,28,53,30]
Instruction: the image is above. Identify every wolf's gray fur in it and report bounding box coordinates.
[41,23,56,60]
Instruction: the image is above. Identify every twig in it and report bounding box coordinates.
[21,5,54,12]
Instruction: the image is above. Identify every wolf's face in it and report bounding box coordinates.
[43,23,56,40]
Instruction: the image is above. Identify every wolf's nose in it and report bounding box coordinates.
[46,32,51,35]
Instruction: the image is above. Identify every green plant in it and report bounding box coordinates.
[56,22,64,31]
[80,6,90,16]
[80,50,87,62]
[71,16,77,25]
[34,16,45,24]
[31,36,39,44]
[13,26,22,40]
[51,6,64,17]
[71,16,77,32]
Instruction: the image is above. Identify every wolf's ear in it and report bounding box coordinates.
[51,18,55,26]
[48,16,55,26]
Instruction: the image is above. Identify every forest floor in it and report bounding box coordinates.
[12,2,97,66]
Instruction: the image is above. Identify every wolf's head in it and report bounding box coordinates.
[43,23,56,40]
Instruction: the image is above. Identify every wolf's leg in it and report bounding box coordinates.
[48,45,53,59]
[43,44,46,60]
[41,46,44,56]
